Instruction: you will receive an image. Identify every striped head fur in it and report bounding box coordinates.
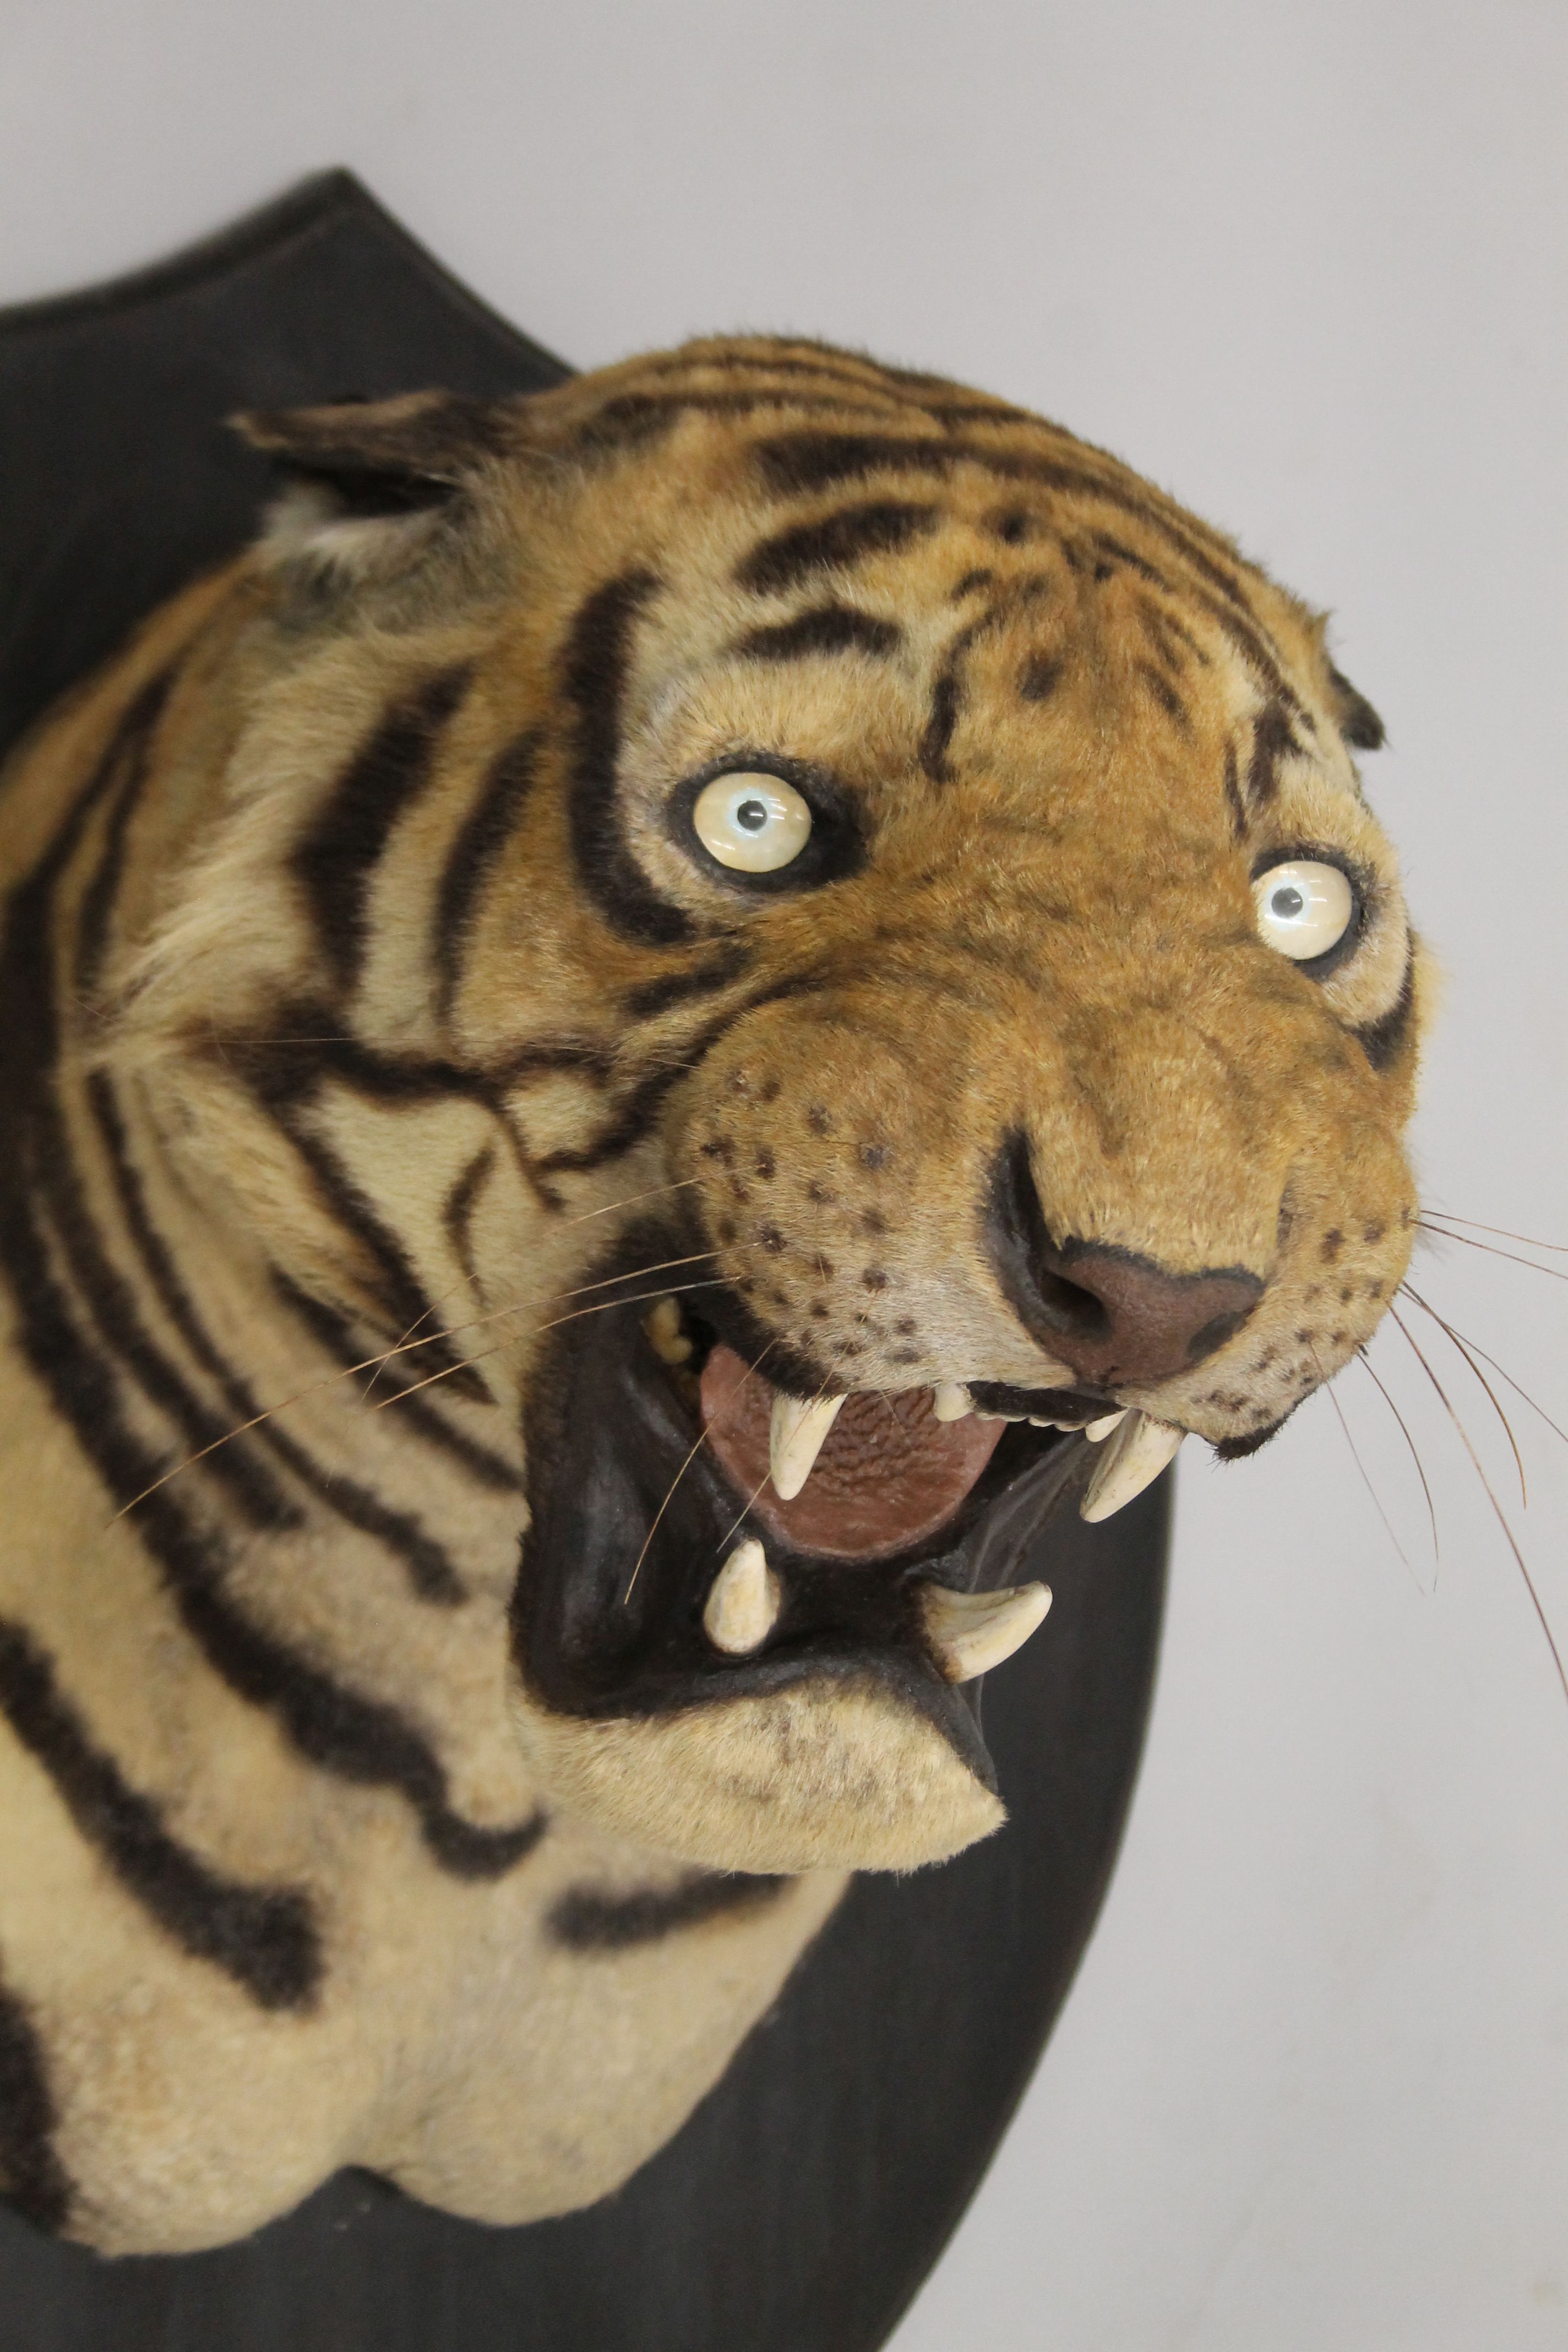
[99,336,1424,1879]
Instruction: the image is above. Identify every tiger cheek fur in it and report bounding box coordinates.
[0,339,1423,2250]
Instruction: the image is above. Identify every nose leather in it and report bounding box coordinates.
[986,1133,1263,1388]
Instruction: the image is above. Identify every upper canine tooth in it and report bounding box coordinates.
[1085,1408,1128,1443]
[643,1295,692,1365]
[932,1381,974,1423]
[769,1391,847,1499]
[1081,1412,1184,1522]
[703,1539,780,1655]
[922,1581,1052,1682]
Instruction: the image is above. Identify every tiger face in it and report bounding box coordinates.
[119,338,1422,1880]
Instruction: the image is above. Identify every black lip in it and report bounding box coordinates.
[969,1379,1117,1422]
[510,1226,1093,1786]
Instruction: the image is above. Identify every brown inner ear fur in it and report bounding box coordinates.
[0,334,1422,2253]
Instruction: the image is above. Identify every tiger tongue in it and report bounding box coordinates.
[698,1343,1004,1562]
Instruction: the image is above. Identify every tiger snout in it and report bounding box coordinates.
[672,981,1413,1455]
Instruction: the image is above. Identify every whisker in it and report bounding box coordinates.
[1421,1210,1568,1256]
[1414,1222,1568,1286]
[1389,1303,1568,1708]
[1355,1346,1441,1572]
[331,1247,729,1387]
[365,1302,438,1407]
[1401,1283,1527,1507]
[1321,1372,1414,1578]
[108,1245,742,1521]
[623,1337,777,1602]
[382,1278,733,1409]
[1398,1308,1568,1455]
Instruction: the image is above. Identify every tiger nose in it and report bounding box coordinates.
[986,1135,1263,1388]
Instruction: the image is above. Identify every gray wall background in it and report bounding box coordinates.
[3,3,1566,2343]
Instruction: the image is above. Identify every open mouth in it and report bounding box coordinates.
[511,1228,1183,1783]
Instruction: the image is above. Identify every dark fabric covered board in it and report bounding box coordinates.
[0,173,1168,2352]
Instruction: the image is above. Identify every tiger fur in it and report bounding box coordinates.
[0,336,1423,2253]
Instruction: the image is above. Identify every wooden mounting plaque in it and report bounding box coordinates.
[0,175,1168,2352]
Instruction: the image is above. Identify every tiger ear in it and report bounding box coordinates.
[232,390,515,579]
[1326,661,1386,752]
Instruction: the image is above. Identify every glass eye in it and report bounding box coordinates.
[1252,859,1356,961]
[692,771,813,873]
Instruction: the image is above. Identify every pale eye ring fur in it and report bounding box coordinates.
[692,771,813,872]
[1252,858,1357,963]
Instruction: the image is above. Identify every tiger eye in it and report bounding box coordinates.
[1252,859,1355,961]
[692,772,813,873]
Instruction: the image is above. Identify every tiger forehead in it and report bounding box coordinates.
[524,342,1343,759]
[547,339,1314,605]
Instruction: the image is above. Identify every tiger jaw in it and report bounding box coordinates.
[507,1238,1115,1871]
[507,1241,1184,1872]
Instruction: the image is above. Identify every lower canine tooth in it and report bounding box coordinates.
[1085,1408,1128,1442]
[922,1581,1052,1681]
[703,1539,780,1655]
[1081,1412,1184,1522]
[770,1391,847,1499]
[932,1381,974,1423]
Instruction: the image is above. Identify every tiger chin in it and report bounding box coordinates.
[0,336,1423,2252]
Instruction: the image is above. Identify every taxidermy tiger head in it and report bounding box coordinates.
[112,338,1423,1877]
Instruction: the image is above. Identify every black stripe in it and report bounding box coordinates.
[622,942,751,1020]
[563,571,693,947]
[549,1869,787,1950]
[736,500,938,596]
[1018,651,1061,703]
[1137,663,1191,731]
[442,1142,495,1299]
[0,1619,321,2009]
[533,977,836,1177]
[638,349,918,399]
[750,432,1292,677]
[575,388,903,456]
[34,702,304,1539]
[1353,951,1416,1073]
[73,762,482,1601]
[432,725,542,1022]
[208,1006,488,1108]
[1223,744,1248,837]
[1088,529,1170,590]
[73,674,170,995]
[265,1113,491,1404]
[1136,596,1209,673]
[0,1976,72,2233]
[733,605,901,662]
[924,400,1037,427]
[0,687,541,1880]
[291,663,472,997]
[88,1070,470,1606]
[199,1013,573,1229]
[270,1271,522,1493]
[1245,699,1297,808]
[920,668,963,782]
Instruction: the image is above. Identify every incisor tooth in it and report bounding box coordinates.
[1084,1408,1128,1443]
[703,1539,780,1655]
[932,1381,974,1423]
[769,1391,847,1499]
[1080,1411,1184,1522]
[922,1581,1053,1681]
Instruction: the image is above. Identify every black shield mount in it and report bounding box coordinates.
[0,175,1168,2352]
